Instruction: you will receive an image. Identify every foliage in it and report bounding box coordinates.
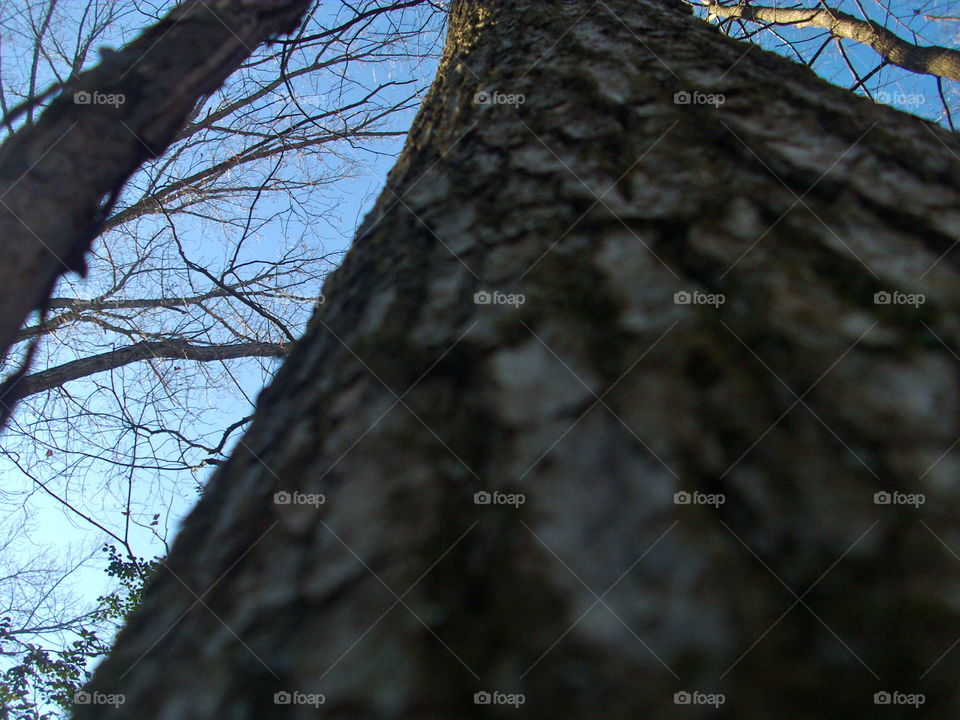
[0,545,159,720]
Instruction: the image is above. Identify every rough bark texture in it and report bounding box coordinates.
[79,1,960,718]
[0,0,311,369]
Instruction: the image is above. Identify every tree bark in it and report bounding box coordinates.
[78,1,960,718]
[0,0,312,369]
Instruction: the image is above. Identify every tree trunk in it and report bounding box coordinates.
[77,1,960,718]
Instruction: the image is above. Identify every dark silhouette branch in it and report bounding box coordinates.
[15,339,289,398]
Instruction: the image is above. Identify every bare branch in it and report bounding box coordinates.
[14,339,289,399]
[704,2,960,82]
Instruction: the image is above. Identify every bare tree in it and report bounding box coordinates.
[0,2,444,716]
[0,3,441,513]
[0,0,314,373]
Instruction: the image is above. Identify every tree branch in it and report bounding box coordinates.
[704,2,960,82]
[13,339,289,398]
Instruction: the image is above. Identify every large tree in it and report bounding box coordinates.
[76,0,960,717]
